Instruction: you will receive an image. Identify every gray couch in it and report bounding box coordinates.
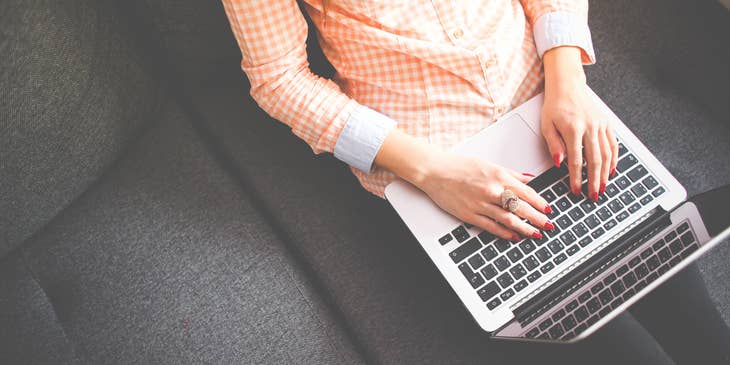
[1,0,728,364]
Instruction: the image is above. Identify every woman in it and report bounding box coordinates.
[221,1,730,363]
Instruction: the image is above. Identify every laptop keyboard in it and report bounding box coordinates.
[523,221,698,340]
[438,143,667,311]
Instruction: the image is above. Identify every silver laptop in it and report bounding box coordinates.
[384,87,730,343]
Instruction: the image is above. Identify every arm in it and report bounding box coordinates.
[221,0,396,172]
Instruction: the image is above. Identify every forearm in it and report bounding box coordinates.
[374,128,440,187]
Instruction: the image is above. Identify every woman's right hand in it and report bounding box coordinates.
[412,151,555,241]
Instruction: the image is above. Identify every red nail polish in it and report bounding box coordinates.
[553,153,562,168]
[572,188,581,196]
[523,172,535,177]
[599,182,606,194]
[591,192,599,202]
[544,221,555,230]
[511,234,522,242]
[610,168,617,178]
[544,205,553,214]
[531,231,543,239]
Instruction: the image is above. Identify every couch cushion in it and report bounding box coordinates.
[0,0,163,258]
[8,98,364,364]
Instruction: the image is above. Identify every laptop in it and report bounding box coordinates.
[384,87,730,343]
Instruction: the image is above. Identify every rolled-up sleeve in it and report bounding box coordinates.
[520,0,596,64]
[221,0,391,172]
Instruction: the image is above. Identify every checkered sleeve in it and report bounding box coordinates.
[520,0,595,64]
[221,0,362,157]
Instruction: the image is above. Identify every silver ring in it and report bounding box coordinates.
[501,189,520,213]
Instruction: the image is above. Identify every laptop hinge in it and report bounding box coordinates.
[512,207,670,326]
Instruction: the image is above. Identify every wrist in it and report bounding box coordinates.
[543,46,586,94]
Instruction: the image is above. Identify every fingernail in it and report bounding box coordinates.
[572,188,581,196]
[610,168,617,178]
[531,231,543,239]
[544,221,555,230]
[511,234,521,242]
[544,205,553,214]
[523,172,535,177]
[591,192,599,202]
[599,182,606,194]
[553,153,562,168]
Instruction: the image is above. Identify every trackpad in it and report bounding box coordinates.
[453,114,551,174]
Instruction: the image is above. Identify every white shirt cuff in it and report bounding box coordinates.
[333,104,397,173]
[533,12,596,64]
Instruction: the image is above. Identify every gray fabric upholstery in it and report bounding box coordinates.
[0,0,163,258]
[13,98,364,365]
[0,252,78,364]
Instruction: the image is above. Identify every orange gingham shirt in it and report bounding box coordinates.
[222,0,595,197]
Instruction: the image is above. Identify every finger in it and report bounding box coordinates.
[599,127,612,193]
[467,213,521,242]
[505,168,535,184]
[541,116,567,167]
[564,128,584,197]
[506,178,552,215]
[606,127,619,178]
[481,203,542,239]
[513,196,553,231]
[583,127,602,202]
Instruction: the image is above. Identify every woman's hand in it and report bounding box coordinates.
[414,153,554,241]
[542,46,618,202]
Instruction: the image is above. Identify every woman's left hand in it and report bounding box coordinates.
[540,46,618,202]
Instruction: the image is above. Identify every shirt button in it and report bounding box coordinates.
[496,106,505,114]
[452,28,464,39]
[484,58,496,67]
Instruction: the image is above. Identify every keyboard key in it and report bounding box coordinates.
[586,298,601,314]
[569,191,584,204]
[566,300,579,312]
[640,195,653,205]
[500,289,515,301]
[631,184,647,198]
[487,297,502,310]
[542,189,558,202]
[603,273,617,285]
[479,230,496,243]
[584,215,601,229]
[509,264,527,280]
[658,264,670,275]
[468,254,486,270]
[540,262,555,274]
[546,225,562,238]
[464,223,474,229]
[526,327,540,338]
[623,272,637,287]
[439,234,453,245]
[575,323,588,335]
[641,248,653,259]
[603,219,617,231]
[596,207,612,221]
[578,292,592,303]
[494,239,510,252]
[478,281,501,301]
[598,307,612,318]
[469,272,485,288]
[619,191,635,205]
[669,239,683,255]
[608,199,624,213]
[635,263,649,279]
[616,264,629,276]
[549,323,565,339]
[481,246,498,261]
[539,318,553,331]
[494,256,511,271]
[522,255,540,271]
[658,248,671,263]
[568,207,585,221]
[616,154,638,172]
[647,256,660,271]
[548,240,565,254]
[618,143,628,157]
[578,236,593,247]
[622,288,635,301]
[533,234,550,246]
[556,215,573,229]
[652,186,666,197]
[627,165,648,182]
[450,237,483,263]
[610,297,624,310]
[556,197,572,212]
[481,264,498,280]
[497,272,515,289]
[599,289,614,305]
[646,272,659,283]
[677,222,690,233]
[616,176,631,190]
[681,244,698,259]
[652,238,666,251]
[628,256,641,268]
[519,240,536,254]
[680,232,694,247]
[597,194,609,205]
[580,200,597,213]
[527,271,542,283]
[605,183,620,197]
[591,228,605,239]
[669,256,681,267]
[560,231,577,245]
[562,314,577,331]
[575,306,589,322]
[616,210,629,222]
[536,247,552,262]
[591,282,605,295]
[610,280,626,297]
[635,280,647,292]
[628,202,641,213]
[553,181,570,196]
[642,176,659,190]
[452,226,470,242]
[553,253,567,265]
[566,244,580,256]
[507,247,524,263]
[665,231,677,241]
[514,280,528,292]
